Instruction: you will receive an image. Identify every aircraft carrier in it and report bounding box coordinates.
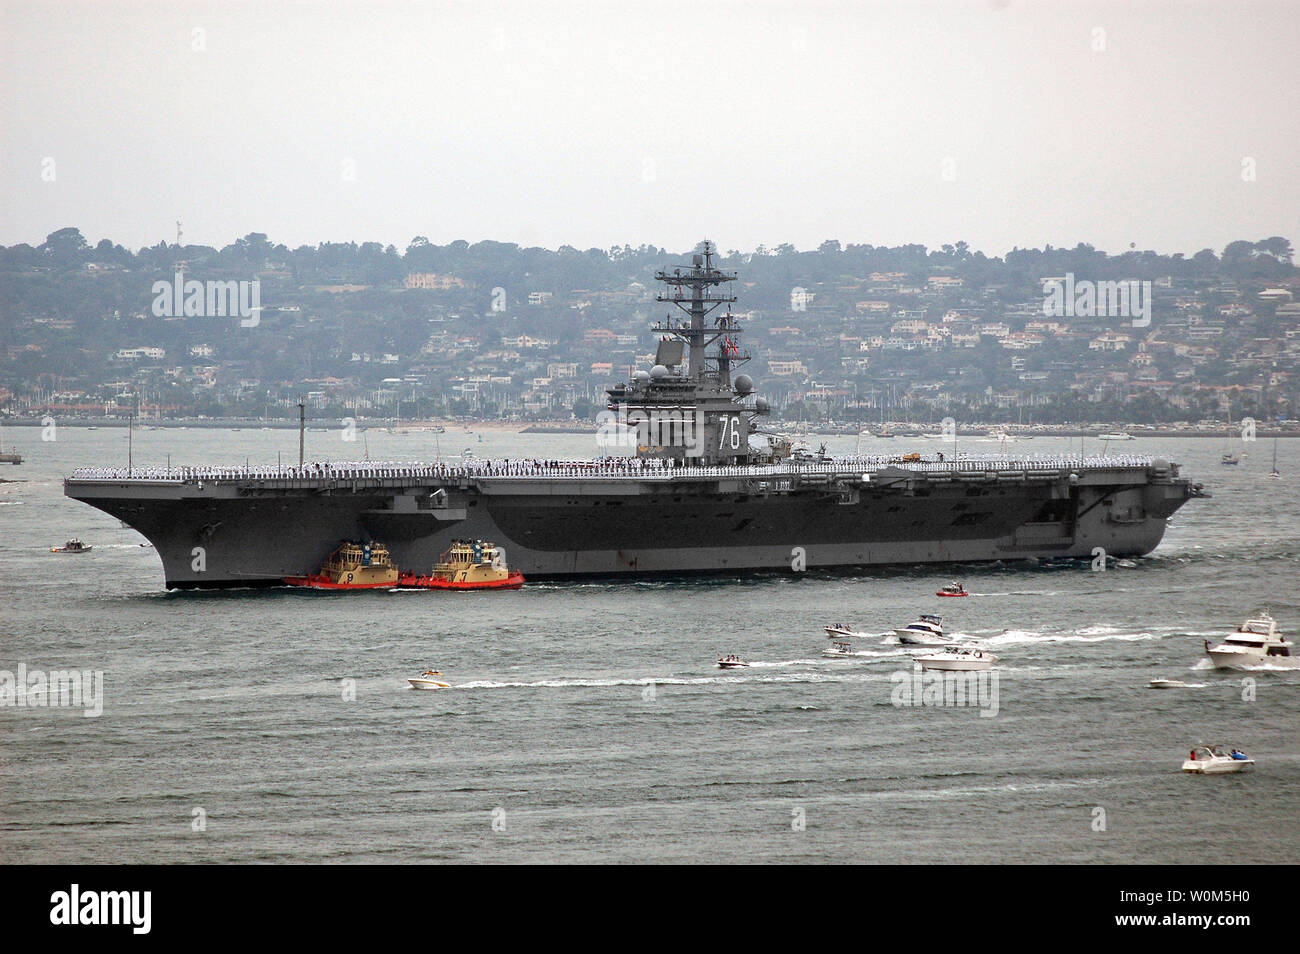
[64,244,1206,589]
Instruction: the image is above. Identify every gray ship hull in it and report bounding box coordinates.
[65,458,1200,588]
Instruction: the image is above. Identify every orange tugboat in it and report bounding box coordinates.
[397,539,524,590]
[284,540,400,590]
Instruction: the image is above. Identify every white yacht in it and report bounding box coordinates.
[895,614,952,646]
[1203,613,1296,669]
[1181,744,1254,774]
[1098,432,1133,441]
[916,646,997,671]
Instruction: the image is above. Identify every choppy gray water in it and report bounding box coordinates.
[2,429,1297,863]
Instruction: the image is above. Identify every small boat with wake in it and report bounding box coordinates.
[822,641,855,658]
[1182,744,1254,774]
[717,654,749,669]
[824,622,870,639]
[284,541,400,590]
[936,581,969,598]
[915,646,996,671]
[408,670,451,690]
[1148,678,1200,689]
[51,538,92,553]
[397,539,524,590]
[895,613,952,646]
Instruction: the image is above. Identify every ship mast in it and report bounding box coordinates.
[653,242,744,385]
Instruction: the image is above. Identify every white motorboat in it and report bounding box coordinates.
[824,622,870,639]
[895,614,952,645]
[1098,432,1133,441]
[408,669,451,690]
[1204,613,1297,669]
[1148,678,1200,689]
[1182,744,1254,774]
[716,655,749,669]
[916,646,997,671]
[822,641,855,658]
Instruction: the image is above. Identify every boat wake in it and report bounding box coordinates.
[450,670,888,691]
[1191,658,1300,673]
[985,629,1160,645]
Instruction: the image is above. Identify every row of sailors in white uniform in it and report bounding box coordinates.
[72,453,1159,482]
[71,458,686,481]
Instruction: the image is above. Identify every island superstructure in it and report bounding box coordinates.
[64,243,1206,588]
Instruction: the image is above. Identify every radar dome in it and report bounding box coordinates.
[755,397,771,414]
[632,370,650,384]
[650,364,670,381]
[734,374,754,395]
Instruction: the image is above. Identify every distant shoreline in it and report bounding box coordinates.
[3,417,1298,438]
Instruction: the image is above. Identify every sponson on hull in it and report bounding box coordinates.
[64,242,1207,589]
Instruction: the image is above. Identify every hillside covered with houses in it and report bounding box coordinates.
[1,229,1297,427]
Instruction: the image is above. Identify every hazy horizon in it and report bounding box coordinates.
[3,0,1297,258]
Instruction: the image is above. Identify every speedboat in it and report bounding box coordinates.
[1204,613,1297,669]
[1182,744,1254,774]
[936,582,969,598]
[716,655,749,669]
[1148,678,1200,689]
[915,646,996,671]
[1221,453,1239,465]
[822,641,855,658]
[408,670,451,690]
[51,538,92,553]
[824,622,870,639]
[1098,432,1133,441]
[895,614,952,646]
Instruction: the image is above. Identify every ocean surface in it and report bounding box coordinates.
[1,427,1297,864]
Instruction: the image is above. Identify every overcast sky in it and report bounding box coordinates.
[2,0,1296,257]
